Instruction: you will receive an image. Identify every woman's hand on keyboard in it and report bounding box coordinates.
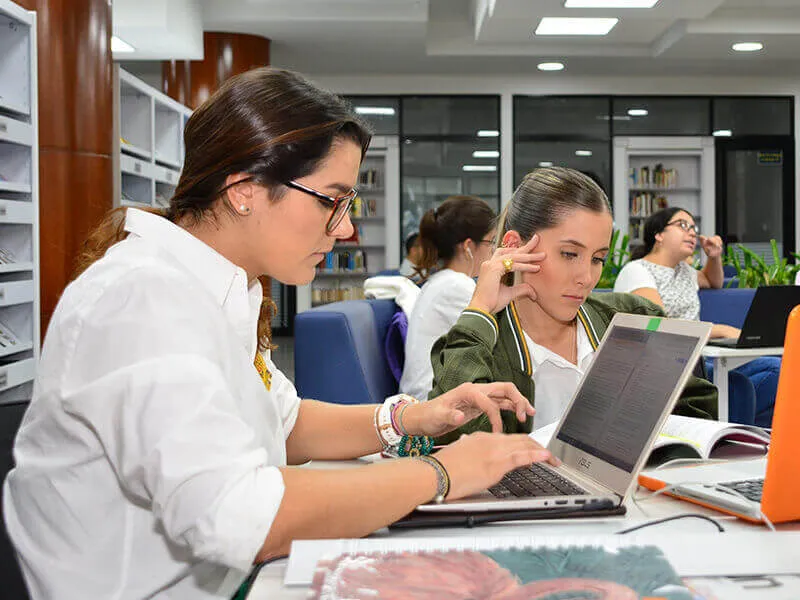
[434,432,558,501]
[405,381,534,437]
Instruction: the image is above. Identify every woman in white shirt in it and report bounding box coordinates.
[3,68,554,600]
[613,206,738,339]
[400,195,496,399]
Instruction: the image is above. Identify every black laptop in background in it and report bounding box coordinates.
[707,285,800,348]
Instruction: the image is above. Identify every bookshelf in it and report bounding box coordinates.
[297,135,400,311]
[0,0,38,405]
[114,67,192,209]
[613,137,715,249]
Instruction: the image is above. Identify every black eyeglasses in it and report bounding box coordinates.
[286,180,358,233]
[666,219,699,235]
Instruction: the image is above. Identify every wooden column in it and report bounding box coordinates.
[161,32,270,109]
[17,0,114,337]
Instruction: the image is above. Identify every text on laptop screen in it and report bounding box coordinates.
[555,326,700,472]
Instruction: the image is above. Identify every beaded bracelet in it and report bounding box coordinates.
[397,434,434,457]
[414,454,450,504]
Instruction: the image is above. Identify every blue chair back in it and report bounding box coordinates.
[294,299,398,405]
[699,287,756,329]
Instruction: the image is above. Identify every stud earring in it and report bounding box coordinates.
[239,204,251,215]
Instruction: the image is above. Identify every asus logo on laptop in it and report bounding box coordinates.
[578,458,592,469]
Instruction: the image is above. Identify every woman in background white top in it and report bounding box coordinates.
[3,68,554,600]
[399,196,496,399]
[614,206,739,339]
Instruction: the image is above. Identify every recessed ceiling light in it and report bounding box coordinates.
[535,17,618,36]
[355,106,396,116]
[463,165,498,172]
[472,150,500,158]
[712,129,733,137]
[575,149,593,156]
[111,36,135,53]
[628,108,648,116]
[477,130,500,137]
[732,42,763,52]
[538,161,554,167]
[538,61,565,71]
[565,0,659,7]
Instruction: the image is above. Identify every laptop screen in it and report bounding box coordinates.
[555,325,700,473]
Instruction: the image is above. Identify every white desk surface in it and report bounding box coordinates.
[701,345,783,358]
[248,459,799,599]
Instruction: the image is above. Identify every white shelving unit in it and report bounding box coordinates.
[297,135,400,312]
[613,137,715,247]
[0,0,38,405]
[115,67,192,209]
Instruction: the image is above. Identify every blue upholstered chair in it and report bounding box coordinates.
[294,299,399,405]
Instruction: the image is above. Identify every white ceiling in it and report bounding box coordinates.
[115,0,800,77]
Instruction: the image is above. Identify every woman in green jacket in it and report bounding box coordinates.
[432,167,717,443]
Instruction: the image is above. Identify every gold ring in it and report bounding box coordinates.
[502,257,514,274]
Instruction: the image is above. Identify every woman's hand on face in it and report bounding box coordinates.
[403,382,535,438]
[434,432,558,500]
[467,234,545,315]
[699,235,723,259]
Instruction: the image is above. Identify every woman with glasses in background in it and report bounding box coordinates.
[4,68,555,600]
[615,207,779,427]
[399,195,496,400]
[614,207,738,339]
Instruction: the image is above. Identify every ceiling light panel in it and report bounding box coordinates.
[535,17,619,36]
[565,0,658,7]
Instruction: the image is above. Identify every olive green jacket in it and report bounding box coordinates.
[430,293,718,444]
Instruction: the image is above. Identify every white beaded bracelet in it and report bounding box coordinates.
[375,393,419,447]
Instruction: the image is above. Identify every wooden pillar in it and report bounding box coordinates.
[161,32,270,109]
[17,0,114,338]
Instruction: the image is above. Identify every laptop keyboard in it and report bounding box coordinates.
[719,478,764,503]
[489,463,588,498]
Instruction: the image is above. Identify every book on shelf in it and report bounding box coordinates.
[304,542,691,599]
[532,415,769,467]
[358,167,381,189]
[629,163,679,188]
[0,247,17,265]
[629,192,668,217]
[350,196,377,218]
[318,250,368,273]
[0,320,23,351]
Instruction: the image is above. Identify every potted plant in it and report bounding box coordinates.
[595,229,630,289]
[723,239,800,288]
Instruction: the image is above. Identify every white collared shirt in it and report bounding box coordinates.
[4,209,300,599]
[523,324,595,430]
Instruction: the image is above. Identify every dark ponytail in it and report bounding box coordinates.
[415,195,496,280]
[630,206,686,260]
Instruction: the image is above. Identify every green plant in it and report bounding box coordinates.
[723,239,800,288]
[595,229,630,288]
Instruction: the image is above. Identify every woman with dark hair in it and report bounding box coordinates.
[399,195,496,399]
[431,168,717,442]
[614,207,737,338]
[614,207,779,427]
[3,68,553,599]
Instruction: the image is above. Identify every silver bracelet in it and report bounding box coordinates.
[414,454,450,504]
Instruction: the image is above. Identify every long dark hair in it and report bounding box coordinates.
[415,195,496,280]
[74,67,372,351]
[630,206,687,260]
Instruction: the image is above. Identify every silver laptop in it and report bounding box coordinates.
[418,313,712,513]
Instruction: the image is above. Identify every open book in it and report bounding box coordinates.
[531,415,770,466]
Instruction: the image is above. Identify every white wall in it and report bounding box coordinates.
[310,73,800,251]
